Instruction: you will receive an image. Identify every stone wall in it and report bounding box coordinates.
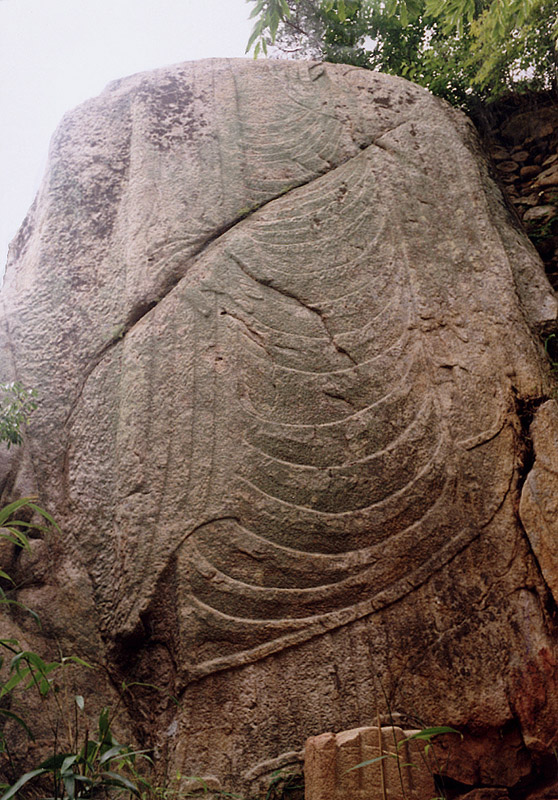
[482,95,558,290]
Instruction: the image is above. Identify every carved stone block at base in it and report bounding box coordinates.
[304,725,436,800]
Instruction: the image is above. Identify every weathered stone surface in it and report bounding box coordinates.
[535,164,558,187]
[523,206,557,224]
[2,59,558,796]
[304,725,435,800]
[520,401,558,604]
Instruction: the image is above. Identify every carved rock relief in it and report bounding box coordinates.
[2,59,558,793]
[64,64,555,681]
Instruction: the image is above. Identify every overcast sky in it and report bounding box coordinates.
[0,0,254,268]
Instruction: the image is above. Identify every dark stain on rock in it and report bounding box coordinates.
[45,95,133,248]
[374,96,392,108]
[137,75,211,151]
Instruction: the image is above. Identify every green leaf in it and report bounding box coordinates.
[39,752,73,770]
[0,667,31,699]
[0,499,36,528]
[63,772,76,800]
[0,708,35,739]
[400,1,409,27]
[246,19,264,52]
[100,771,141,796]
[63,655,94,669]
[27,503,59,530]
[269,7,281,39]
[0,768,47,800]
[344,753,396,773]
[99,745,128,766]
[73,775,94,786]
[0,599,41,625]
[60,754,79,774]
[402,726,462,745]
[248,0,266,19]
[98,707,112,741]
[0,527,31,550]
[278,0,291,16]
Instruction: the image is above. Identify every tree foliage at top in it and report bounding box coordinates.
[246,0,558,111]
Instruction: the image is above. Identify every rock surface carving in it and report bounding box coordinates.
[2,59,558,796]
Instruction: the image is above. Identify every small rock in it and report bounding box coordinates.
[543,153,558,167]
[523,205,557,223]
[497,160,519,173]
[490,146,511,160]
[519,191,539,204]
[525,121,555,142]
[520,164,542,179]
[539,189,558,204]
[512,150,529,162]
[535,164,558,187]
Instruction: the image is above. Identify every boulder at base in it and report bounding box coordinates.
[2,59,558,798]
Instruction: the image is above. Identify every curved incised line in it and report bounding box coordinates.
[243,392,434,472]
[236,431,447,518]
[237,344,419,428]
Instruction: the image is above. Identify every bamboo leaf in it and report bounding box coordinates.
[39,752,73,770]
[344,753,397,773]
[0,708,35,739]
[400,1,409,27]
[0,499,37,527]
[402,726,462,745]
[101,771,141,796]
[61,754,79,774]
[0,668,30,698]
[63,655,94,669]
[0,768,47,800]
[63,772,76,799]
[248,0,266,19]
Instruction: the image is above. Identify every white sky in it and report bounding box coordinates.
[0,0,254,268]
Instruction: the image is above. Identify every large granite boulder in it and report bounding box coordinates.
[2,59,558,797]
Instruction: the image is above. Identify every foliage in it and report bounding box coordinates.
[1,705,150,800]
[0,383,37,449]
[0,502,463,800]
[246,0,558,110]
[0,497,56,597]
[0,499,151,800]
